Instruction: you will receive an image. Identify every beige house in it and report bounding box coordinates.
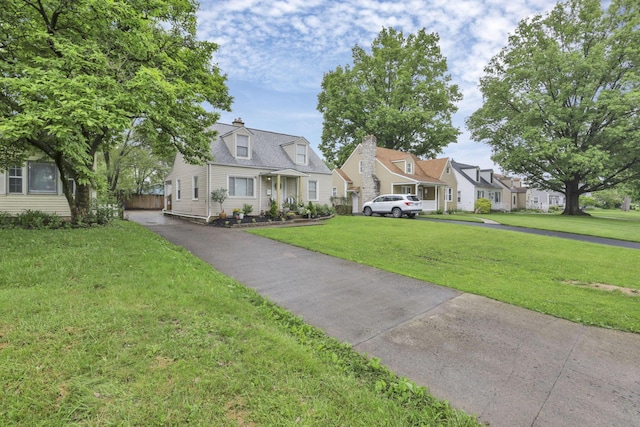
[165,119,332,220]
[494,174,528,211]
[0,157,73,217]
[332,135,456,213]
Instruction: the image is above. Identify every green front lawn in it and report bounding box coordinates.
[0,222,478,426]
[251,216,640,333]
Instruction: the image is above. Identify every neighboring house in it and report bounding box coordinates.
[451,160,504,212]
[164,119,332,220]
[526,187,565,212]
[494,174,528,211]
[331,135,454,213]
[0,157,73,217]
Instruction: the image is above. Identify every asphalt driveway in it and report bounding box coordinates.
[128,211,640,427]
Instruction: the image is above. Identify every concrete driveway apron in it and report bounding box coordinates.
[129,211,640,427]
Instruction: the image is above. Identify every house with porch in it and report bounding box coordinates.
[451,160,505,211]
[0,158,74,217]
[164,119,332,220]
[332,135,455,213]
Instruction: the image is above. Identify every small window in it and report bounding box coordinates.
[192,176,199,200]
[332,187,337,197]
[296,144,307,164]
[406,163,413,174]
[513,195,516,205]
[446,166,451,174]
[308,180,318,200]
[446,187,453,202]
[457,191,461,203]
[400,186,412,194]
[28,162,57,193]
[176,179,181,200]
[476,170,480,181]
[236,135,249,158]
[359,161,363,174]
[533,196,539,204]
[8,165,23,194]
[477,190,485,199]
[229,176,254,197]
[495,191,501,203]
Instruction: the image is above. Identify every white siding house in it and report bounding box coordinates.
[0,158,72,217]
[451,160,505,212]
[165,119,332,220]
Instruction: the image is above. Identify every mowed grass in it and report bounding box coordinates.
[251,216,640,333]
[473,209,640,242]
[0,222,478,426]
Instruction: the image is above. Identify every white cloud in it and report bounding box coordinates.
[197,0,559,167]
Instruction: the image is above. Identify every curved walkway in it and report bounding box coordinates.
[128,211,640,427]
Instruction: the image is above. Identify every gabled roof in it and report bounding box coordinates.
[451,160,502,189]
[417,157,449,180]
[209,123,331,174]
[333,168,352,183]
[375,147,444,184]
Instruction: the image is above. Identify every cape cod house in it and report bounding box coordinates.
[451,160,505,211]
[164,119,332,220]
[332,135,456,213]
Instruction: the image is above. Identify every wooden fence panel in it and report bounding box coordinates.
[124,195,163,210]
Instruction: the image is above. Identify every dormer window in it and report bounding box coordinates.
[296,143,307,164]
[236,134,249,158]
[406,163,413,174]
[476,169,480,181]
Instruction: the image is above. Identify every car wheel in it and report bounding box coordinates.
[407,213,416,218]
[363,206,373,216]
[392,207,402,218]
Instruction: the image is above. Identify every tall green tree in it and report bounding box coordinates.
[0,0,231,222]
[317,27,462,166]
[467,0,640,215]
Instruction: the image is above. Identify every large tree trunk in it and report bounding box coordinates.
[562,180,589,216]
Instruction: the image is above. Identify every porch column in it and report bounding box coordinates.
[276,174,281,212]
[298,176,302,203]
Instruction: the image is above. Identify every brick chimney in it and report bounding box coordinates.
[361,135,379,203]
[232,117,245,126]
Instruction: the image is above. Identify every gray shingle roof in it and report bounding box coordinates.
[209,123,331,174]
[451,160,502,189]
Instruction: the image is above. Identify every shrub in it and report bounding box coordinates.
[474,198,491,214]
[14,210,63,229]
[0,211,14,228]
[308,201,317,217]
[242,203,253,215]
[268,199,278,217]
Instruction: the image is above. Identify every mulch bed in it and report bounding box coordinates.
[209,214,332,228]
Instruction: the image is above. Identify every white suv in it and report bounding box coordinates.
[362,194,422,218]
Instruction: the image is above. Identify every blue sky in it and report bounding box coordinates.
[196,0,559,170]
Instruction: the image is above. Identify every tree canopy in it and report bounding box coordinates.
[467,0,640,215]
[0,0,231,222]
[317,27,462,166]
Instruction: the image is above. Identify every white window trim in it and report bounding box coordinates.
[477,190,485,199]
[400,185,412,194]
[308,180,319,201]
[176,179,181,201]
[28,161,58,194]
[228,175,256,198]
[331,187,337,197]
[8,165,24,194]
[406,163,413,174]
[457,191,461,203]
[192,176,199,200]
[446,187,453,202]
[235,134,250,159]
[296,143,307,165]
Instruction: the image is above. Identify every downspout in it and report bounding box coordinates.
[259,174,262,214]
[206,163,212,222]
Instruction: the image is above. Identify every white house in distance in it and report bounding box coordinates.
[451,160,505,211]
[164,119,332,221]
